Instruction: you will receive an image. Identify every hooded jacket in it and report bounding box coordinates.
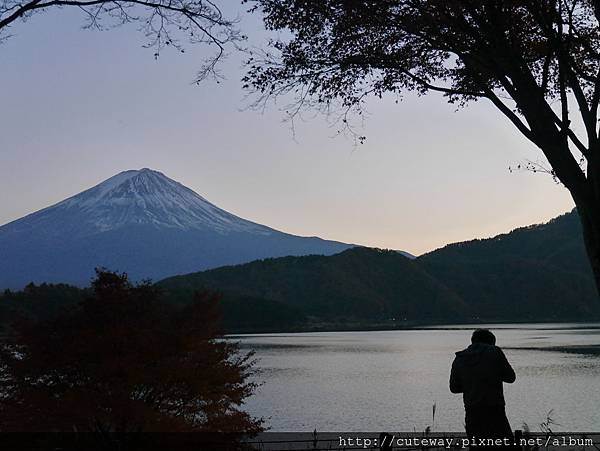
[450,342,516,407]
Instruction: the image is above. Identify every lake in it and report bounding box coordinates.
[234,323,600,432]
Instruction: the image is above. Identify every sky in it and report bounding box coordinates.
[0,3,575,256]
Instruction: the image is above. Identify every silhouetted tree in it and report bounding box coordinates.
[0,269,263,433]
[244,0,600,295]
[0,0,242,81]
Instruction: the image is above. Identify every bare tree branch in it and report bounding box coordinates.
[0,0,243,81]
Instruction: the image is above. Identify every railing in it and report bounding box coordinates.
[0,431,596,451]
[242,430,599,451]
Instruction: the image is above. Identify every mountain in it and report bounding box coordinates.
[419,210,599,319]
[0,168,354,289]
[159,247,469,323]
[3,210,599,332]
[159,211,600,328]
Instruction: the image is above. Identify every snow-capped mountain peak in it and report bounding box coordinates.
[0,168,353,288]
[16,168,273,235]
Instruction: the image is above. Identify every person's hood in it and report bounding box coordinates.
[455,342,493,366]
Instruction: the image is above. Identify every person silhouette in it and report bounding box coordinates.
[450,329,516,447]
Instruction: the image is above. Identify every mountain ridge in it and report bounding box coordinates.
[2,209,598,333]
[160,246,471,322]
[0,168,360,289]
[158,210,600,328]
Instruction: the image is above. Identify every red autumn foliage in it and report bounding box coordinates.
[0,269,263,433]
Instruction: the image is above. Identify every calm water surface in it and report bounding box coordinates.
[234,324,600,432]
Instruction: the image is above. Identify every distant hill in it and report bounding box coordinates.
[3,210,599,333]
[419,210,599,320]
[0,169,357,289]
[0,283,86,328]
[159,247,468,323]
[159,210,600,327]
[0,282,307,334]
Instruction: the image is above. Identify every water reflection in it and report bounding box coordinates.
[234,324,600,432]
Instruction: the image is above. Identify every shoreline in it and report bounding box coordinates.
[226,318,600,336]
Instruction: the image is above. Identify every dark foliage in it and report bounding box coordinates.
[160,247,471,322]
[217,295,307,332]
[420,210,598,319]
[0,283,86,329]
[0,270,263,433]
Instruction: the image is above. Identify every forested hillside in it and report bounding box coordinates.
[419,210,598,320]
[159,247,469,323]
[3,210,599,333]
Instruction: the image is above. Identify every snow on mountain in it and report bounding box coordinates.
[0,169,355,288]
[12,168,272,235]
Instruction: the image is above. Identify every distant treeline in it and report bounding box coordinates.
[2,210,599,333]
[0,283,304,333]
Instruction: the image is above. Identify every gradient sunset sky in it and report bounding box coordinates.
[0,3,575,255]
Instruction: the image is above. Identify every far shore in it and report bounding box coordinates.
[228,320,600,357]
[226,318,600,336]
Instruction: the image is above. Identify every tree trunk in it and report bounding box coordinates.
[575,202,600,296]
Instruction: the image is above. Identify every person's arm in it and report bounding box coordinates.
[498,348,516,383]
[449,358,462,393]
